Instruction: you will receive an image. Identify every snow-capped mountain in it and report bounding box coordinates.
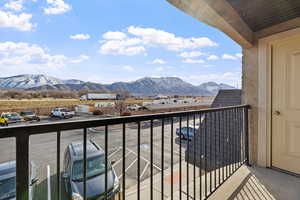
[0,74,236,96]
[0,74,83,89]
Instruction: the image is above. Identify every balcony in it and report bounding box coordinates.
[0,105,251,200]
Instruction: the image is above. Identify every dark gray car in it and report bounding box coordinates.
[62,140,120,200]
[0,161,38,200]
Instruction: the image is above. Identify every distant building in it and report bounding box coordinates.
[185,89,242,171]
[80,93,120,101]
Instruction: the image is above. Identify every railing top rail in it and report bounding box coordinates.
[0,104,250,138]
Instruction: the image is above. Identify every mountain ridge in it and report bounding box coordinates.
[0,74,235,96]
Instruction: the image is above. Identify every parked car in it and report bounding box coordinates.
[0,114,8,127]
[0,112,22,124]
[176,126,199,140]
[62,140,119,200]
[0,160,38,200]
[50,108,74,119]
[20,111,40,121]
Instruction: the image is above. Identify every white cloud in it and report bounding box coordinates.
[4,0,23,12]
[0,10,35,31]
[70,34,90,40]
[102,31,127,40]
[99,38,146,56]
[207,55,219,60]
[222,54,238,60]
[70,55,89,63]
[148,58,166,64]
[100,26,217,56]
[128,26,217,51]
[182,58,205,64]
[155,66,173,72]
[178,51,205,58]
[235,53,242,58]
[122,65,134,71]
[44,0,71,15]
[0,42,88,73]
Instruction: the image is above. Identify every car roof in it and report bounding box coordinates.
[0,161,16,180]
[68,140,104,161]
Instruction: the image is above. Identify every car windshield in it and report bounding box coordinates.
[72,156,111,181]
[2,114,11,118]
[0,177,16,200]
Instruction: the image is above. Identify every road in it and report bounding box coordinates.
[0,115,200,199]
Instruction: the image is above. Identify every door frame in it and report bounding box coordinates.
[258,27,300,168]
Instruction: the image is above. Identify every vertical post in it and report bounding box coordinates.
[170,118,174,200]
[16,134,29,200]
[244,107,250,166]
[137,122,141,200]
[122,123,126,200]
[150,120,154,200]
[83,128,87,200]
[57,131,61,200]
[105,125,108,200]
[161,118,164,200]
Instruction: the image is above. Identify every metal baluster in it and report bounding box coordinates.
[218,111,221,186]
[244,107,250,166]
[204,112,207,198]
[105,125,108,200]
[209,112,212,194]
[199,113,202,200]
[239,109,244,166]
[235,108,238,170]
[137,121,141,200]
[83,128,87,200]
[171,118,174,200]
[214,111,217,190]
[222,110,225,182]
[57,131,61,200]
[150,120,154,200]
[179,116,182,200]
[16,134,29,200]
[186,115,189,200]
[193,114,196,200]
[122,123,126,200]
[161,118,165,200]
[229,109,233,175]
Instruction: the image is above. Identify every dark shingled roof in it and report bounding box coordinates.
[185,89,244,171]
[211,89,242,108]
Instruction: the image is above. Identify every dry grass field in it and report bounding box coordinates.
[0,98,149,111]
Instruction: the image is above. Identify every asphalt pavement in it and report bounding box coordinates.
[0,114,200,200]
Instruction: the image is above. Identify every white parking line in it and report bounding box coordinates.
[118,158,137,179]
[112,151,132,167]
[47,165,51,200]
[140,162,149,179]
[127,148,161,171]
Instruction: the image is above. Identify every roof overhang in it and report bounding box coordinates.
[167,0,300,48]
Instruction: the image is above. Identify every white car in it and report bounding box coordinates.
[50,108,74,119]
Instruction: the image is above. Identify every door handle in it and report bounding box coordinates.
[274,110,281,116]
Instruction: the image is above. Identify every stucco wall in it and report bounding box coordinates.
[242,44,258,164]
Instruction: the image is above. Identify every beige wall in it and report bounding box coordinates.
[242,44,259,164]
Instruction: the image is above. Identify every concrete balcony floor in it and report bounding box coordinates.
[125,162,300,200]
[210,165,300,200]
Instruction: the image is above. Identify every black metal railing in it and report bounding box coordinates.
[0,105,250,200]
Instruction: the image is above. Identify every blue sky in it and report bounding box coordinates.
[0,0,242,86]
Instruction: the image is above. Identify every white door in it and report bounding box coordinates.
[272,34,300,174]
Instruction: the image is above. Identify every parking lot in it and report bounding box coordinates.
[0,114,199,199]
